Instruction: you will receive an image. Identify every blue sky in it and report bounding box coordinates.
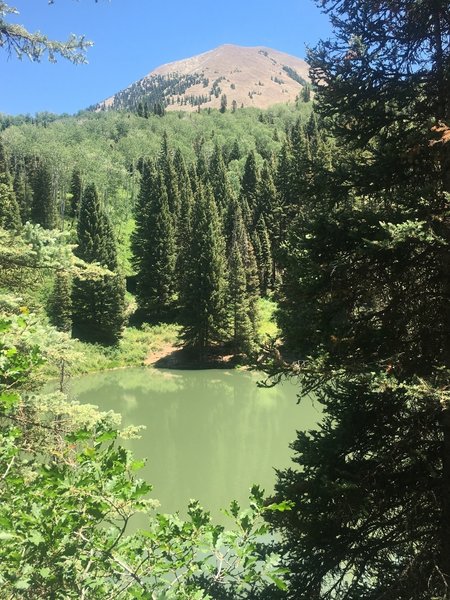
[2,0,332,115]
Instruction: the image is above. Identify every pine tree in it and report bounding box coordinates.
[69,168,83,218]
[255,214,273,295]
[256,161,276,223]
[158,132,180,219]
[195,152,209,186]
[31,161,57,229]
[135,173,177,320]
[241,150,260,222]
[219,94,227,113]
[208,144,232,213]
[228,139,241,163]
[180,184,228,352]
[72,183,125,345]
[131,159,156,272]
[48,271,72,332]
[227,203,258,354]
[272,2,450,597]
[175,155,194,288]
[0,141,21,231]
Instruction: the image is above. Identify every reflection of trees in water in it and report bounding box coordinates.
[69,368,316,521]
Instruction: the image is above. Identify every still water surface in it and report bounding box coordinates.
[68,368,319,520]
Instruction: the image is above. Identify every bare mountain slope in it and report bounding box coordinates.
[96,44,310,113]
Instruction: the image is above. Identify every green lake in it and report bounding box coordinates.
[68,368,319,520]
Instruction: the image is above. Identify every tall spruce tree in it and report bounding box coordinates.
[175,157,194,289]
[72,183,125,345]
[135,172,177,320]
[48,271,72,333]
[227,204,258,354]
[180,183,228,352]
[31,161,57,229]
[0,141,21,231]
[158,132,180,219]
[131,159,156,273]
[272,2,450,598]
[69,168,83,219]
[255,214,273,296]
[258,161,278,286]
[241,150,260,224]
[209,144,232,213]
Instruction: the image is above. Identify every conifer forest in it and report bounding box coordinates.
[2,1,450,598]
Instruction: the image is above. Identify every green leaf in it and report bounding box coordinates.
[130,459,146,471]
[66,429,92,442]
[39,567,51,579]
[96,429,118,443]
[14,579,31,590]
[268,574,288,591]
[265,500,294,512]
[28,530,45,546]
[0,392,20,411]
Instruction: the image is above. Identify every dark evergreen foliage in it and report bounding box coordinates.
[134,172,177,320]
[227,203,259,353]
[31,161,57,229]
[208,145,231,213]
[69,168,83,219]
[0,140,21,231]
[240,151,260,221]
[272,1,450,598]
[48,272,72,332]
[180,184,228,351]
[72,183,125,345]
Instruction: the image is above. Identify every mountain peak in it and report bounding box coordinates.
[97,44,309,113]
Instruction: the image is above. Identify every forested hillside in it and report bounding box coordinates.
[0,99,318,356]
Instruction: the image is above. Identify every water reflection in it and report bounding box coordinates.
[68,368,319,520]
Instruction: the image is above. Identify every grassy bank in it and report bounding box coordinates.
[42,298,278,379]
[42,323,180,380]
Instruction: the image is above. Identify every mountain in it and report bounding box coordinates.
[95,44,310,113]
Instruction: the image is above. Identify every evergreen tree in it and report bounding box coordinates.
[300,83,311,103]
[72,183,125,345]
[131,159,156,272]
[241,151,260,222]
[289,118,311,206]
[158,132,180,219]
[255,214,273,295]
[272,1,450,597]
[195,152,209,186]
[228,139,241,162]
[209,144,232,213]
[175,158,194,288]
[0,141,21,231]
[227,203,258,353]
[69,168,83,218]
[219,94,227,113]
[31,161,57,229]
[135,173,177,320]
[256,161,277,223]
[180,184,228,352]
[48,271,72,332]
